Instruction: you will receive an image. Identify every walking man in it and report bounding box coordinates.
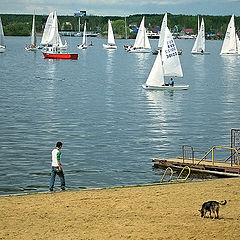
[49,141,65,192]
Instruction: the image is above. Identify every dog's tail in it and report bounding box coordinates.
[219,200,227,205]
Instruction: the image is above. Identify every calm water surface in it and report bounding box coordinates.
[0,36,240,194]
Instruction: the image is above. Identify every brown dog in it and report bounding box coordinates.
[199,200,227,219]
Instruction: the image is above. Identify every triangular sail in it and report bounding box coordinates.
[107,19,115,45]
[162,27,183,77]
[145,51,165,87]
[236,33,240,54]
[47,11,64,47]
[158,13,167,49]
[31,13,37,46]
[191,18,205,53]
[41,12,54,45]
[48,11,59,45]
[220,14,237,55]
[0,17,4,46]
[82,21,87,45]
[133,16,151,49]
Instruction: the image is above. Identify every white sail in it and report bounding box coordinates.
[191,18,205,53]
[162,27,183,77]
[41,12,54,45]
[220,14,238,55]
[236,34,240,54]
[103,19,117,49]
[47,11,59,46]
[0,17,5,46]
[133,16,151,49]
[31,13,37,46]
[107,19,115,45]
[82,21,87,45]
[158,13,167,49]
[0,16,5,52]
[46,11,66,48]
[145,51,165,87]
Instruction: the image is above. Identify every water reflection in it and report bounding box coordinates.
[46,59,57,80]
[220,55,240,79]
[220,55,240,111]
[143,89,186,156]
[144,91,167,131]
[106,50,114,74]
[105,49,115,112]
[134,53,152,75]
[191,54,206,87]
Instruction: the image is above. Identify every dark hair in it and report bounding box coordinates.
[56,142,63,148]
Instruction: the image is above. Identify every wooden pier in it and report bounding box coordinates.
[153,157,240,178]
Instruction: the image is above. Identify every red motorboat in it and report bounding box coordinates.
[42,46,78,60]
[43,52,78,60]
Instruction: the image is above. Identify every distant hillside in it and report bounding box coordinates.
[0,13,238,39]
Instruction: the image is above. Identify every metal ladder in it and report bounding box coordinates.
[160,166,191,183]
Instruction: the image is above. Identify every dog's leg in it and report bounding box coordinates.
[209,210,212,218]
[216,208,219,219]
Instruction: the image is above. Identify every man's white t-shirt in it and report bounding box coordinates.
[51,148,61,167]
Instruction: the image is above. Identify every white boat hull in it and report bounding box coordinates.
[191,51,210,55]
[128,48,151,53]
[103,44,117,49]
[220,53,239,56]
[0,45,6,53]
[142,84,189,90]
[77,44,87,50]
[25,47,38,51]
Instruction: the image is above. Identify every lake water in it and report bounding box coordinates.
[0,36,240,195]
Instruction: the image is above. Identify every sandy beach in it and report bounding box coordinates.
[0,177,240,240]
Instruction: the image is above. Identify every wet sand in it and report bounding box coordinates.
[0,178,240,240]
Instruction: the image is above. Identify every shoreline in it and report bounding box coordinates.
[1,177,240,239]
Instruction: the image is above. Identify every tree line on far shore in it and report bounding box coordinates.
[1,13,238,39]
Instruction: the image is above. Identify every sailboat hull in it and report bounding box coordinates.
[191,51,210,55]
[103,44,117,49]
[77,44,87,50]
[25,46,38,52]
[128,48,151,53]
[43,53,78,60]
[220,52,239,56]
[0,46,6,53]
[142,84,189,90]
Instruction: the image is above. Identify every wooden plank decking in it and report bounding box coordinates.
[153,157,240,177]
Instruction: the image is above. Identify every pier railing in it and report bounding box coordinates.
[197,146,239,166]
[182,145,194,163]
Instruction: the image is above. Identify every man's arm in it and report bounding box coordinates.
[57,151,62,171]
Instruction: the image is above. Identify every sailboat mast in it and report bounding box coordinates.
[198,15,200,33]
[125,16,128,40]
[31,13,37,46]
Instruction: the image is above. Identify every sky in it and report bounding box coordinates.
[0,0,240,16]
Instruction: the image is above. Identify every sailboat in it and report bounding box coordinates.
[0,17,6,53]
[103,19,117,49]
[42,11,78,60]
[191,18,209,54]
[152,13,167,54]
[142,27,188,90]
[220,14,240,55]
[128,16,151,53]
[40,11,67,50]
[25,13,37,51]
[77,21,87,49]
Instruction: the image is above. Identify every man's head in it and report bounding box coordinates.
[56,141,63,149]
